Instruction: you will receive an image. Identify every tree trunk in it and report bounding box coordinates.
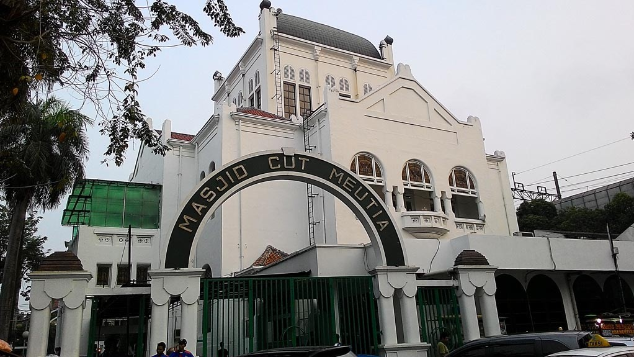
[0,196,30,340]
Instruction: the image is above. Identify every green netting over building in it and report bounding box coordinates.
[62,179,162,229]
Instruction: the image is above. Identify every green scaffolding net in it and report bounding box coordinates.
[61,179,161,229]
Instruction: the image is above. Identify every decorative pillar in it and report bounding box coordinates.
[149,268,204,356]
[457,292,480,342]
[395,186,405,212]
[441,192,454,220]
[555,274,579,331]
[372,266,428,357]
[384,186,394,212]
[453,250,498,341]
[27,301,51,357]
[477,290,501,336]
[477,199,486,221]
[27,252,92,357]
[433,193,442,213]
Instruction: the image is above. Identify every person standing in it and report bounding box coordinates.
[152,342,168,357]
[217,342,229,357]
[168,339,194,357]
[438,332,451,357]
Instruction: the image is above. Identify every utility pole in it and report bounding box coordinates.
[553,171,562,200]
[607,223,627,316]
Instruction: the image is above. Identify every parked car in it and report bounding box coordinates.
[605,338,634,347]
[446,331,594,357]
[547,346,634,356]
[237,346,352,357]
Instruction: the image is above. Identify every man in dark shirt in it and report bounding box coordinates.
[152,342,168,357]
[218,342,229,357]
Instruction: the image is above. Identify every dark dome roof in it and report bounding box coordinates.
[277,14,381,59]
[260,0,271,10]
[37,251,84,272]
[454,250,489,266]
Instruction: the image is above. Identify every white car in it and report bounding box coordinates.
[548,346,634,357]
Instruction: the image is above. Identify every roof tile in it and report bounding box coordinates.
[252,245,289,267]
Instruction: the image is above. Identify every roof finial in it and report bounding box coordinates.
[260,0,271,10]
[384,35,394,45]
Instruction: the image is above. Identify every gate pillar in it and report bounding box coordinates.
[453,250,499,340]
[27,252,92,357]
[372,266,429,357]
[149,269,204,355]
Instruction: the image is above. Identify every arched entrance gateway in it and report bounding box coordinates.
[150,150,423,357]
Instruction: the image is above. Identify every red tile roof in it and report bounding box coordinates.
[237,107,288,120]
[155,130,195,142]
[252,245,289,267]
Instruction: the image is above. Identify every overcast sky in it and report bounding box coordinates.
[35,0,634,261]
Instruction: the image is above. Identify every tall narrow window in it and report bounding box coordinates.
[283,82,296,118]
[449,167,480,219]
[237,91,243,107]
[136,264,150,284]
[325,75,336,88]
[249,94,255,107]
[402,160,434,211]
[248,79,254,93]
[363,83,373,95]
[256,88,262,109]
[299,85,311,117]
[97,265,111,286]
[255,71,260,86]
[299,69,310,84]
[117,264,131,285]
[200,171,205,181]
[339,78,350,92]
[209,161,216,174]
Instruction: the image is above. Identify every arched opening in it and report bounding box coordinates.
[209,161,216,174]
[199,171,205,181]
[495,274,532,334]
[527,275,567,332]
[402,160,434,212]
[448,167,481,220]
[604,275,634,315]
[350,152,385,202]
[165,151,406,269]
[573,274,605,325]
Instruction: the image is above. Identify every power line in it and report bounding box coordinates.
[559,170,634,189]
[560,176,632,194]
[525,161,634,187]
[515,136,630,175]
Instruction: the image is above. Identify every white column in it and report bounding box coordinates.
[150,301,169,353]
[60,306,84,357]
[442,192,455,220]
[478,290,501,336]
[27,305,51,357]
[395,186,405,212]
[79,299,92,356]
[559,276,579,330]
[399,294,421,344]
[433,193,442,213]
[378,295,398,345]
[384,187,394,211]
[181,301,199,355]
[458,293,480,341]
[477,199,485,220]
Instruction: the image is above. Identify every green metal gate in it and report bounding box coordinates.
[201,277,379,357]
[417,287,463,357]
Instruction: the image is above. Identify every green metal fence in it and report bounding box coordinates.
[201,277,379,357]
[417,287,463,357]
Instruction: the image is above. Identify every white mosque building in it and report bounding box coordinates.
[33,2,634,357]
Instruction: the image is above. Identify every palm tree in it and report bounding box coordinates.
[0,97,91,339]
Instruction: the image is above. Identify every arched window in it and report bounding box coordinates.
[339,78,350,92]
[299,69,310,84]
[325,75,336,88]
[255,71,260,86]
[402,160,434,211]
[449,167,477,196]
[232,97,237,106]
[248,78,254,93]
[363,83,373,95]
[199,171,205,181]
[350,153,385,201]
[237,91,243,107]
[208,161,216,174]
[284,65,295,80]
[449,167,480,219]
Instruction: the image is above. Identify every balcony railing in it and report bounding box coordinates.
[454,218,486,234]
[401,211,450,238]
